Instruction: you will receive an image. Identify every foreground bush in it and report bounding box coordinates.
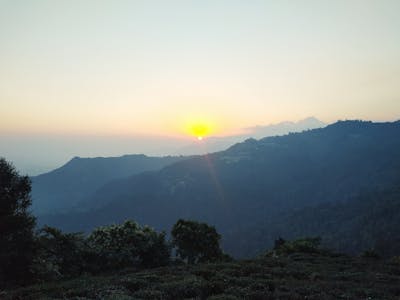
[172,219,224,264]
[33,226,89,280]
[32,220,170,280]
[267,237,323,256]
[88,220,170,270]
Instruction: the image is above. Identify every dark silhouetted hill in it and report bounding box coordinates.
[32,154,188,213]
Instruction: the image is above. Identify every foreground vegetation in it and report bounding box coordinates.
[2,153,400,299]
[0,157,225,287]
[4,250,400,300]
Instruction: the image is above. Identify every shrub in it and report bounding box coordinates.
[269,237,323,256]
[360,249,380,259]
[390,256,400,265]
[171,219,223,264]
[33,226,88,279]
[87,220,170,270]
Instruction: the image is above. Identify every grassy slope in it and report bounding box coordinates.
[5,253,400,300]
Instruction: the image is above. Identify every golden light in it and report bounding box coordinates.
[177,114,222,140]
[192,124,207,137]
[186,122,211,140]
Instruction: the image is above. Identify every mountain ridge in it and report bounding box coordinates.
[175,116,326,155]
[32,154,189,214]
[38,120,400,257]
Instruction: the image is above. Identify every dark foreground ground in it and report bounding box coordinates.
[4,252,400,300]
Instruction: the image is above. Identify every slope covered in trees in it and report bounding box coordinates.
[225,185,400,257]
[31,154,187,213]
[39,120,400,257]
[284,186,400,256]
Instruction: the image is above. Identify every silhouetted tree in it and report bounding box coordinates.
[35,226,87,279]
[87,220,170,270]
[171,219,223,264]
[0,158,36,285]
[274,237,286,250]
[270,237,323,256]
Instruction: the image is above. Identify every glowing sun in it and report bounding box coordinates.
[191,123,209,140]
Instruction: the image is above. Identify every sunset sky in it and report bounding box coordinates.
[1,0,400,173]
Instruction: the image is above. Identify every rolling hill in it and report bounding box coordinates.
[31,154,188,214]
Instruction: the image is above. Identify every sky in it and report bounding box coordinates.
[1,0,400,173]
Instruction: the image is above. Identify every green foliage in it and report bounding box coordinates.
[31,220,170,280]
[171,219,224,264]
[361,249,380,259]
[0,158,36,286]
[390,256,400,265]
[269,237,323,256]
[87,220,170,270]
[33,226,88,280]
[6,251,400,300]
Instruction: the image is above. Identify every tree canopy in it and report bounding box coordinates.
[172,219,223,264]
[0,158,36,285]
[88,220,170,269]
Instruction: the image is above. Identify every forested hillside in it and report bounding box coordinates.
[225,185,400,257]
[39,121,400,257]
[32,154,187,213]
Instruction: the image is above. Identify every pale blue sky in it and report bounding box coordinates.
[0,0,400,172]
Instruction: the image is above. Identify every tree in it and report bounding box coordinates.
[171,219,223,264]
[0,158,36,285]
[268,237,323,256]
[35,226,88,279]
[87,220,170,270]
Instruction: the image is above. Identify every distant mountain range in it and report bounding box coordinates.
[31,155,187,214]
[176,117,326,155]
[37,120,400,257]
[31,117,326,214]
[3,117,325,176]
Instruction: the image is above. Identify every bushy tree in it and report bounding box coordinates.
[34,226,88,279]
[171,219,223,264]
[360,249,380,259]
[32,220,170,279]
[138,226,171,267]
[0,158,36,285]
[87,220,170,270]
[269,237,323,256]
